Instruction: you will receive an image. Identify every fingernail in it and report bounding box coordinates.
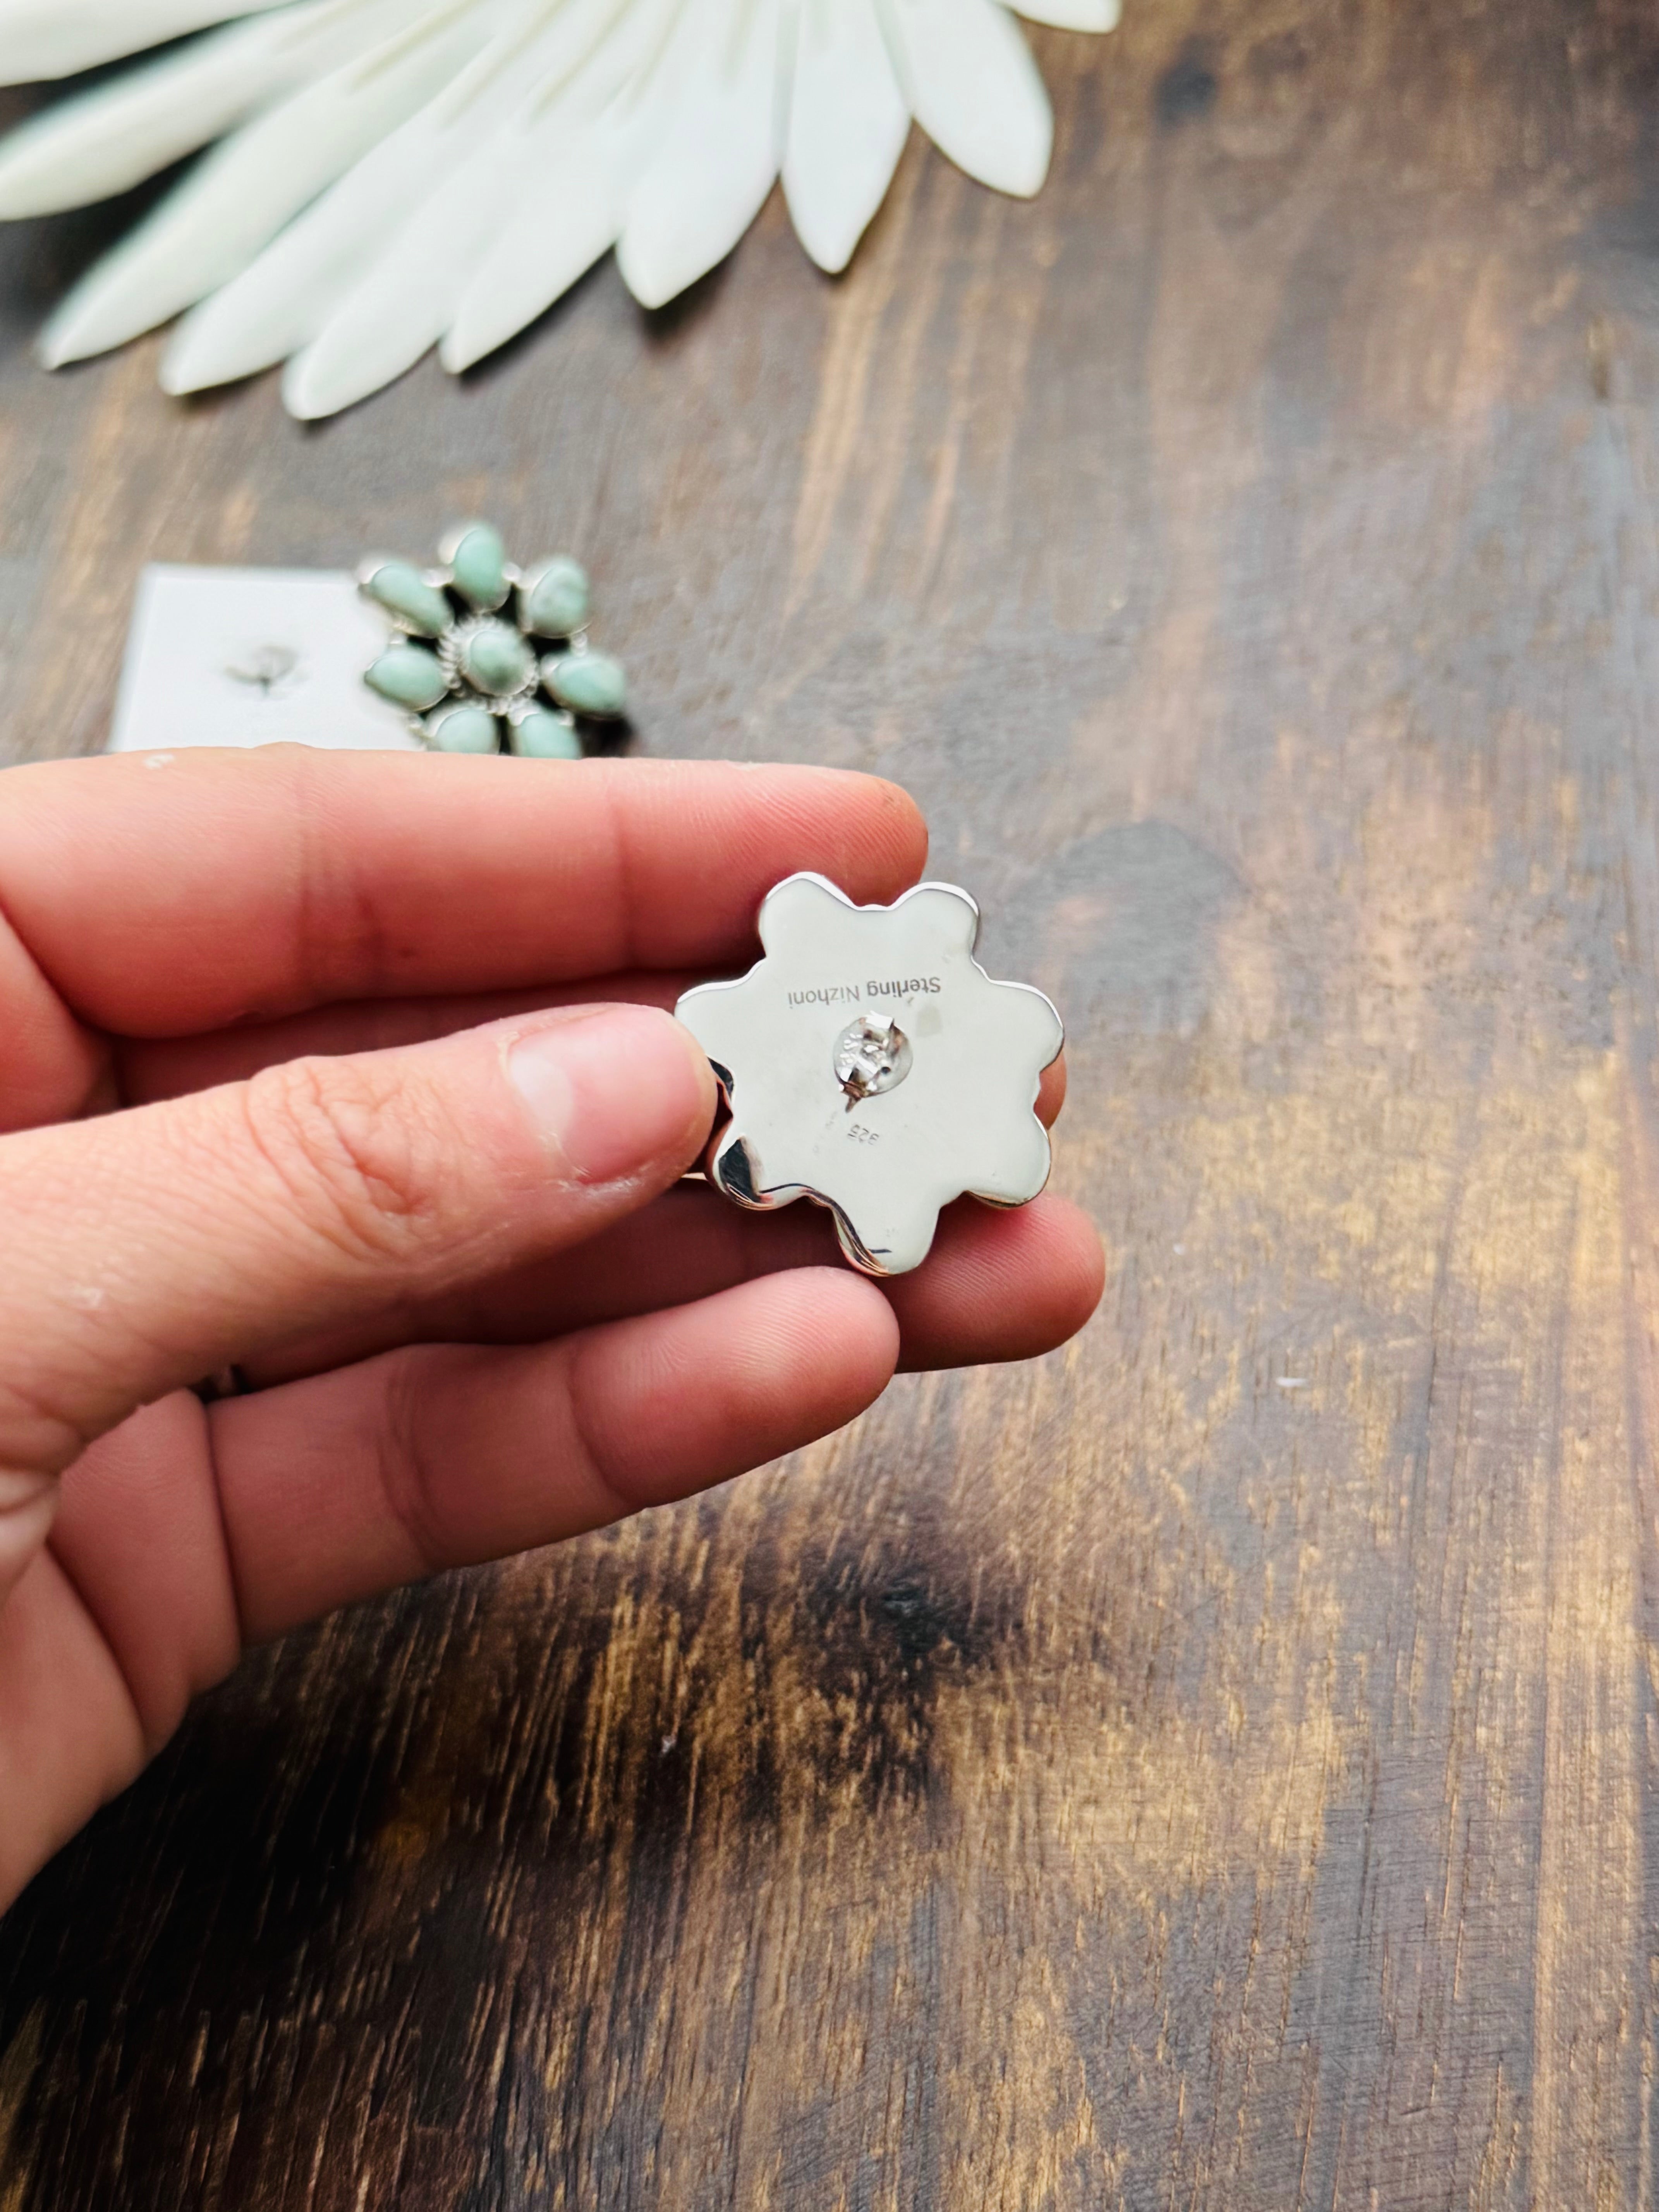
[507,1006,711,1187]
[0,1467,58,1597]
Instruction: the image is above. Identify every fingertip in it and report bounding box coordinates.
[890,1194,1104,1370]
[771,1262,903,1405]
[763,763,928,902]
[584,1266,900,1509]
[866,773,931,884]
[651,1001,724,1152]
[1036,1053,1067,1128]
[1048,1200,1108,1336]
[503,1002,717,1190]
[696,1262,900,1458]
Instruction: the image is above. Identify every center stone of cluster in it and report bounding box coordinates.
[833,1014,914,1102]
[459,618,535,698]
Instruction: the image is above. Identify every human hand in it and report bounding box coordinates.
[0,749,1102,1910]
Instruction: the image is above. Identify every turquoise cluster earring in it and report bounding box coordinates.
[359,524,627,756]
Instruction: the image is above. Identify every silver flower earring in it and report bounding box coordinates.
[677,872,1063,1275]
[360,523,627,757]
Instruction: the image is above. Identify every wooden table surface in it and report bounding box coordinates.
[4,0,1659,2203]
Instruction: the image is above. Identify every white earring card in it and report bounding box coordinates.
[108,565,421,756]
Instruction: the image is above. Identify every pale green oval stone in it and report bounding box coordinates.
[427,702,500,754]
[543,649,625,718]
[450,524,508,611]
[461,620,535,697]
[364,561,453,638]
[520,557,590,637]
[365,644,448,712]
[508,709,583,760]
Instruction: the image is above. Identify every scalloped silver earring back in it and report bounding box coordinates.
[676,872,1064,1277]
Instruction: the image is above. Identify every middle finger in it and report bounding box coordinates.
[239,1183,1104,1388]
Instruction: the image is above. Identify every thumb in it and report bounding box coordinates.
[0,1004,714,1587]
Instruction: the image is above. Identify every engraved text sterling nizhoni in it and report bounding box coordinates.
[787,977,943,1010]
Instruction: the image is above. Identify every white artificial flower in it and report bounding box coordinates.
[0,0,1116,419]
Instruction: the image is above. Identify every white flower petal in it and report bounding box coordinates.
[283,0,640,416]
[0,0,287,87]
[163,0,547,393]
[880,0,1051,198]
[7,0,1104,401]
[43,5,491,369]
[783,0,908,274]
[282,140,519,417]
[163,104,454,392]
[617,0,783,313]
[442,0,686,370]
[1002,0,1118,29]
[441,110,642,372]
[0,0,410,220]
[0,14,299,218]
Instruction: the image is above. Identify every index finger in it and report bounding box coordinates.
[0,749,929,1041]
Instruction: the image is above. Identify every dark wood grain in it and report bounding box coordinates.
[6,0,1659,2201]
